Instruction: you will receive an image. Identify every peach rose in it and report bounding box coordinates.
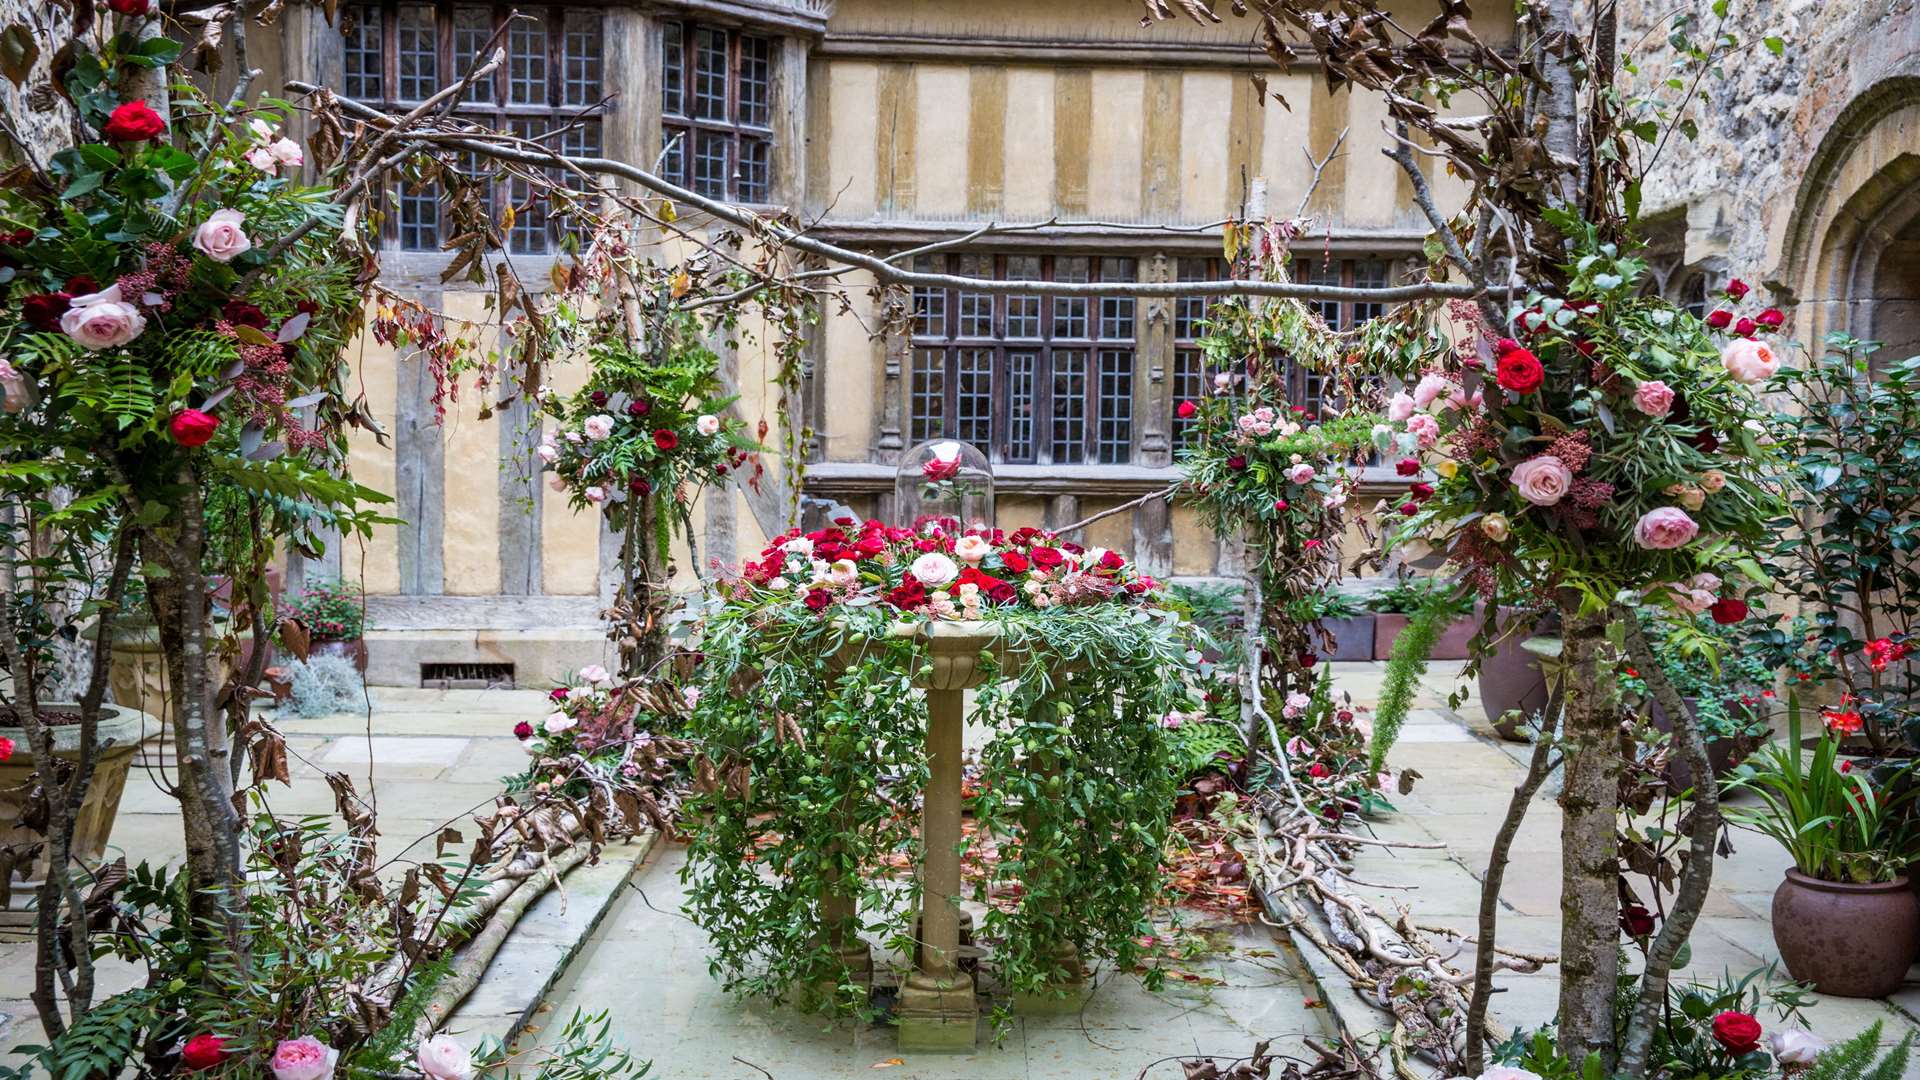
[1720,338,1779,385]
[1510,455,1574,506]
[1631,380,1674,416]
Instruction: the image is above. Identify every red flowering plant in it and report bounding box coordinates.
[535,316,758,535]
[1394,227,1787,632]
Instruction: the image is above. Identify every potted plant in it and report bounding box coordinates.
[1724,699,1920,998]
[1369,576,1475,660]
[1296,591,1373,662]
[1623,607,1775,790]
[282,578,368,673]
[1475,602,1557,740]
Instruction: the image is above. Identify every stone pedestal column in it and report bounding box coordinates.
[1009,746,1089,1015]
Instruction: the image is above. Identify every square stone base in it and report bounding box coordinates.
[894,971,978,1051]
[1011,980,1092,1015]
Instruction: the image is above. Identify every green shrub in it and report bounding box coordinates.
[283,577,365,642]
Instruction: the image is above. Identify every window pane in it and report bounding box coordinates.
[510,18,549,105]
[455,8,494,103]
[738,137,770,203]
[1052,256,1089,339]
[396,4,438,102]
[661,127,687,188]
[693,26,729,122]
[1007,351,1037,461]
[911,349,946,443]
[507,117,548,254]
[662,23,685,117]
[1300,258,1341,327]
[955,349,992,448]
[562,12,603,106]
[913,285,946,338]
[397,179,440,251]
[1096,349,1133,464]
[1005,295,1039,339]
[739,34,772,127]
[1099,295,1134,340]
[344,4,383,100]
[954,256,992,337]
[692,130,729,198]
[1051,350,1086,465]
[1173,349,1205,447]
[1175,256,1214,340]
[1352,259,1388,324]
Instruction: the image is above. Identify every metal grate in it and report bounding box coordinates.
[420,662,516,690]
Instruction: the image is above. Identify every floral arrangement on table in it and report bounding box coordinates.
[681,518,1200,1016]
[535,319,759,537]
[1397,234,1785,617]
[510,664,693,832]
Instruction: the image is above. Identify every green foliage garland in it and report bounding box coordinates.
[1366,597,1449,776]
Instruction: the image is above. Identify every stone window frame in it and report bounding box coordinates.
[340,0,613,256]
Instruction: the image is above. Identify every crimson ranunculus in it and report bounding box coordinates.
[1494,347,1544,394]
[1725,278,1750,301]
[1756,307,1785,330]
[1712,1011,1763,1056]
[652,429,678,451]
[513,720,534,740]
[627,399,650,417]
[628,476,651,495]
[1175,399,1197,419]
[1395,457,1420,477]
[21,291,72,331]
[1705,308,1732,330]
[221,300,268,328]
[180,1034,228,1072]
[102,100,167,142]
[169,409,219,447]
[1709,597,1749,625]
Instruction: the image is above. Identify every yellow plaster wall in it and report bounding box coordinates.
[1086,70,1145,220]
[1003,68,1057,218]
[1179,71,1234,224]
[439,291,502,594]
[824,62,880,219]
[341,326,401,595]
[915,65,972,217]
[539,337,600,596]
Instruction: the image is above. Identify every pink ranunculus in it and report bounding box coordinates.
[59,284,147,350]
[1404,412,1440,448]
[270,1036,338,1080]
[416,1036,475,1080]
[1635,506,1700,550]
[1632,380,1675,416]
[1387,391,1416,422]
[193,209,253,263]
[1510,455,1574,506]
[1720,337,1780,385]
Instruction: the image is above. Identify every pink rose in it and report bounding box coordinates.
[1412,372,1452,410]
[59,284,146,349]
[1635,506,1700,550]
[582,414,615,441]
[1720,338,1779,385]
[193,209,253,263]
[1387,391,1416,422]
[1510,455,1574,506]
[1631,380,1674,416]
[416,1036,474,1080]
[1286,463,1316,485]
[1405,413,1440,448]
[270,1036,337,1080]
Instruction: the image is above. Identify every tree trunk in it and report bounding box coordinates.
[615,498,670,679]
[140,474,248,963]
[1555,602,1621,1064]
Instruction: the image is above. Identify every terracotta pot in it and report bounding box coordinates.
[1771,870,1917,997]
[310,638,368,674]
[1372,610,1476,661]
[0,704,148,891]
[1478,608,1552,740]
[1316,615,1375,662]
[1647,696,1764,792]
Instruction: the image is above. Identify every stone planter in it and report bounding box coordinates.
[107,622,262,737]
[1372,611,1476,661]
[1316,615,1375,662]
[1771,870,1917,998]
[0,703,146,893]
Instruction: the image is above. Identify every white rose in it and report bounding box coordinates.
[192,208,253,263]
[696,414,721,436]
[1767,1028,1826,1064]
[543,711,577,734]
[60,285,147,350]
[579,664,610,685]
[910,552,959,588]
[248,118,277,141]
[682,686,701,709]
[582,414,615,441]
[1474,1068,1544,1080]
[416,1036,474,1080]
[269,137,304,169]
[953,536,991,564]
[782,537,814,558]
[827,559,859,586]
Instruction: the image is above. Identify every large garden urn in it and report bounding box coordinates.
[1770,870,1918,997]
[0,703,147,911]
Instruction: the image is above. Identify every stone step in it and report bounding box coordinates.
[434,833,657,1051]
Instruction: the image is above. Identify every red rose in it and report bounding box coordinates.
[1306,762,1330,779]
[627,399,650,417]
[168,409,219,448]
[1493,337,1522,355]
[1756,308,1785,330]
[1097,549,1125,572]
[1029,546,1063,570]
[1226,454,1247,470]
[1395,457,1420,477]
[180,1034,228,1072]
[0,228,31,247]
[1398,501,1419,516]
[589,390,608,407]
[1176,400,1197,419]
[1620,904,1656,937]
[102,100,167,143]
[1494,347,1544,394]
[1724,279,1750,301]
[1273,498,1288,512]
[1409,482,1435,500]
[999,551,1029,573]
[1709,597,1749,625]
[0,735,13,762]
[21,292,72,332]
[803,588,832,612]
[1704,309,1732,330]
[1712,1011,1763,1056]
[652,429,678,451]
[922,456,961,482]
[222,300,268,328]
[885,579,928,610]
[513,721,534,740]
[548,687,568,702]
[1733,317,1756,338]
[107,0,152,14]
[629,476,651,496]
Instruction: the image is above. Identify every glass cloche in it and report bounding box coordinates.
[896,439,994,537]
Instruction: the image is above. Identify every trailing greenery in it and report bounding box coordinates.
[1366,594,1452,776]
[1806,1021,1913,1080]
